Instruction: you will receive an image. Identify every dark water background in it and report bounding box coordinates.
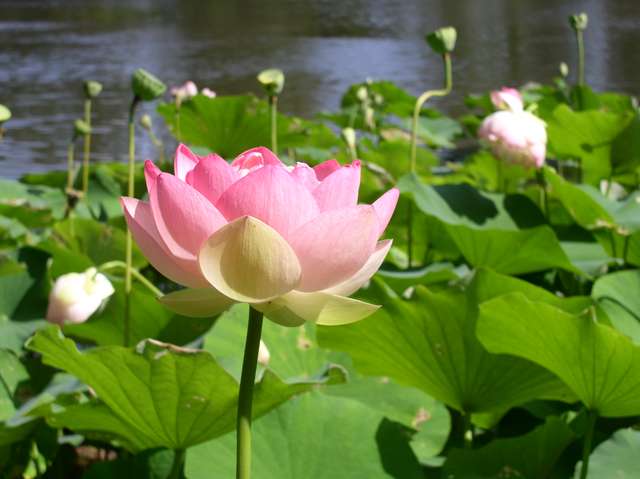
[1,0,639,178]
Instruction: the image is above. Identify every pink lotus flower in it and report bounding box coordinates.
[46,268,115,325]
[479,87,547,168]
[121,145,398,326]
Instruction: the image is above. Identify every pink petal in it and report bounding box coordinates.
[323,240,392,296]
[186,153,240,204]
[290,205,379,292]
[144,160,161,195]
[290,163,320,191]
[215,165,319,240]
[313,160,361,212]
[231,147,283,170]
[150,173,227,259]
[372,188,399,237]
[120,197,208,288]
[174,144,200,181]
[313,159,340,180]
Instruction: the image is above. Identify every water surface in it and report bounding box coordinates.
[1,0,639,177]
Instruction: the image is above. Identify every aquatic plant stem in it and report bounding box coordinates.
[407,52,452,268]
[81,98,92,194]
[124,96,140,347]
[98,261,162,297]
[236,307,264,479]
[576,29,585,86]
[169,449,185,479]
[66,141,76,191]
[536,169,549,219]
[270,95,278,154]
[579,410,596,479]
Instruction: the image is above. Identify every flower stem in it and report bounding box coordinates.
[407,52,452,268]
[124,97,140,347]
[66,141,75,191]
[236,307,264,479]
[579,410,597,479]
[81,98,92,194]
[98,260,162,297]
[536,169,549,220]
[270,95,278,154]
[169,449,185,479]
[576,29,585,86]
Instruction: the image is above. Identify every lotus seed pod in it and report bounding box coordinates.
[341,127,357,150]
[140,114,153,131]
[257,68,285,96]
[569,13,588,31]
[0,104,11,123]
[132,68,167,101]
[426,26,457,55]
[84,80,103,99]
[74,119,91,138]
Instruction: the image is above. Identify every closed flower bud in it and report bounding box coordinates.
[201,88,216,98]
[569,13,588,31]
[46,268,115,325]
[132,68,167,102]
[170,81,198,105]
[341,127,357,150]
[84,80,103,99]
[559,62,569,78]
[140,113,153,131]
[0,104,11,123]
[74,119,91,138]
[356,86,368,102]
[257,68,285,96]
[426,26,457,55]
[258,340,270,366]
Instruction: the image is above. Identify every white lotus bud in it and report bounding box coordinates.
[46,268,115,325]
[258,340,270,366]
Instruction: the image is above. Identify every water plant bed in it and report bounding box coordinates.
[1,14,640,479]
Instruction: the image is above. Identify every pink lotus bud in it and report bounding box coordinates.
[201,88,216,98]
[258,340,270,365]
[46,268,115,325]
[478,109,547,169]
[490,87,523,112]
[170,81,198,104]
[120,144,399,327]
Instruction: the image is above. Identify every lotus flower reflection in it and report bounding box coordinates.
[121,145,398,326]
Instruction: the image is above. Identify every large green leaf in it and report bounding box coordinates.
[318,270,579,414]
[158,95,338,159]
[443,417,575,479]
[478,293,640,417]
[592,270,640,344]
[186,392,424,479]
[205,304,451,460]
[0,259,34,317]
[0,350,28,421]
[575,428,640,478]
[546,104,632,184]
[399,174,577,275]
[27,327,341,452]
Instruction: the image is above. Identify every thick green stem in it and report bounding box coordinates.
[270,95,278,154]
[82,99,92,194]
[124,97,140,347]
[576,30,585,86]
[169,449,185,479]
[98,261,162,297]
[66,141,75,191]
[579,410,597,479]
[407,52,452,268]
[236,307,264,479]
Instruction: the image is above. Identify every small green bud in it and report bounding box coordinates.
[569,12,588,31]
[426,26,457,54]
[140,114,153,131]
[559,62,569,78]
[84,80,103,98]
[74,119,91,138]
[132,68,166,101]
[356,86,368,102]
[257,68,285,96]
[341,127,357,150]
[0,104,11,123]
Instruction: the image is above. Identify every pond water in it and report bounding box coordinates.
[1,0,639,178]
